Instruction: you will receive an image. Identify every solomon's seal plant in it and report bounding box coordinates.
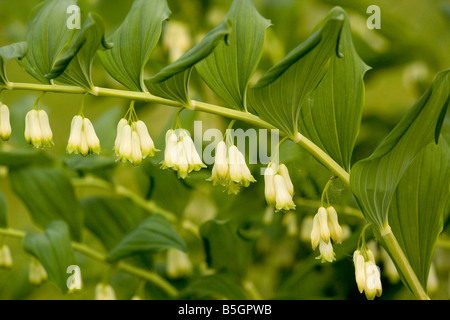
[0,0,448,301]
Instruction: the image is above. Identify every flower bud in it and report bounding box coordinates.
[282,212,298,236]
[326,206,342,244]
[310,214,321,250]
[166,248,192,279]
[300,215,314,242]
[278,164,294,197]
[0,104,12,141]
[381,248,399,284]
[427,263,438,293]
[264,166,276,206]
[95,283,116,300]
[0,245,13,268]
[29,258,48,285]
[317,207,330,242]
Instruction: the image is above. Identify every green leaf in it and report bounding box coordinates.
[18,0,79,83]
[82,196,147,251]
[247,7,345,136]
[196,0,271,110]
[145,19,231,104]
[23,221,77,294]
[141,161,192,217]
[98,0,171,91]
[0,149,53,169]
[9,167,84,241]
[0,42,28,86]
[106,214,186,262]
[388,141,449,289]
[48,13,112,89]
[297,11,370,171]
[350,69,449,227]
[200,220,253,278]
[181,273,248,300]
[0,192,7,228]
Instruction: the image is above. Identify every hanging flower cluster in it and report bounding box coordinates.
[353,248,383,300]
[310,206,343,263]
[114,118,157,165]
[162,129,206,179]
[208,141,256,194]
[25,109,53,148]
[264,162,295,211]
[67,115,101,156]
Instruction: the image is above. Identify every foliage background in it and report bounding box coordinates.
[0,0,448,299]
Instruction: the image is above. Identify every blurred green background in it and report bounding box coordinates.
[0,0,448,300]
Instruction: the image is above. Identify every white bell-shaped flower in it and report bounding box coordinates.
[327,206,343,244]
[38,110,52,144]
[95,283,116,300]
[208,141,229,186]
[162,129,179,169]
[114,118,128,154]
[263,163,295,211]
[166,248,192,279]
[0,245,13,268]
[67,115,83,154]
[83,118,101,154]
[317,207,330,242]
[0,104,12,141]
[227,145,255,189]
[278,164,294,197]
[135,120,156,158]
[353,250,366,293]
[300,215,314,243]
[29,257,48,285]
[316,239,336,263]
[364,261,382,300]
[274,175,296,211]
[131,131,143,165]
[118,124,133,162]
[310,213,321,250]
[264,166,276,206]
